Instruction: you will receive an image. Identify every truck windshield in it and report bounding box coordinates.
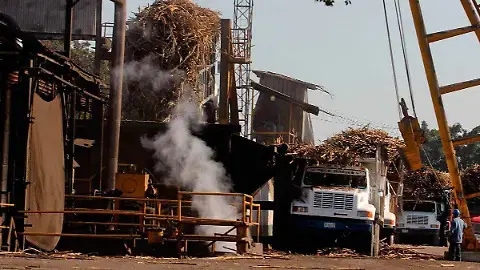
[303,172,367,189]
[403,201,435,212]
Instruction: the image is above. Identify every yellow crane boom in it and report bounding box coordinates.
[407,0,480,250]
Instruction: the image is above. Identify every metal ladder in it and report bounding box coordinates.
[407,0,480,250]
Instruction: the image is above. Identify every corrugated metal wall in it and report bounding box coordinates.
[302,93,315,144]
[0,0,96,38]
[252,73,315,144]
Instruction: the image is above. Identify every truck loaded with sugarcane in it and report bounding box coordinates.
[394,168,453,247]
[284,126,480,254]
[286,128,404,256]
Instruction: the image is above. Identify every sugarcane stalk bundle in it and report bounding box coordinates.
[288,128,405,165]
[461,164,480,196]
[124,0,220,121]
[402,167,451,200]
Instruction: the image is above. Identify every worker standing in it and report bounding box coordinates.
[448,209,467,261]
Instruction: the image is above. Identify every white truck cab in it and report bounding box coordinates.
[289,157,396,255]
[396,200,443,245]
[291,166,375,222]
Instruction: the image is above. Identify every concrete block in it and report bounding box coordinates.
[462,251,480,262]
[247,242,263,256]
[444,251,480,262]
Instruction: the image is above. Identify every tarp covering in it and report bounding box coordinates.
[25,93,65,251]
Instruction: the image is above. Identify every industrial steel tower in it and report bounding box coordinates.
[232,0,254,137]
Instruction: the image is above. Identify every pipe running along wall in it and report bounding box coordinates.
[1,72,16,215]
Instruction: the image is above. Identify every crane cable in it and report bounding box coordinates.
[383,0,440,183]
[382,0,402,120]
[391,0,441,183]
[393,0,418,118]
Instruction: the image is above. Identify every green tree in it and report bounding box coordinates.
[314,0,352,5]
[41,40,110,83]
[420,121,480,171]
[420,121,446,171]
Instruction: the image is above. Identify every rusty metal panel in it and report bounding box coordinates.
[0,0,97,39]
[252,71,311,143]
[302,93,315,144]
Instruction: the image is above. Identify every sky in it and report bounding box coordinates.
[102,0,480,143]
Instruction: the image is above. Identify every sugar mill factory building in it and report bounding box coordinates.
[251,70,323,145]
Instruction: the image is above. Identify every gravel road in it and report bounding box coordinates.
[0,253,478,270]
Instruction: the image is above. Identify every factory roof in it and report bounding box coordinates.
[251,81,320,116]
[252,70,329,94]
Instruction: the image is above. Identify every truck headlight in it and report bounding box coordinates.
[430,224,440,229]
[385,219,395,226]
[292,206,308,213]
[357,211,373,218]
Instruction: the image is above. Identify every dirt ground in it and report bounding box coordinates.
[0,252,478,270]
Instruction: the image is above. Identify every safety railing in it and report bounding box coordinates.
[18,191,261,243]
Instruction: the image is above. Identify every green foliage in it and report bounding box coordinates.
[41,40,110,83]
[420,121,480,171]
[314,0,352,6]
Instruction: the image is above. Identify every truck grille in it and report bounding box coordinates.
[313,192,354,211]
[406,215,429,225]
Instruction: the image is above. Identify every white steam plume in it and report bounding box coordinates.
[120,57,240,253]
[141,100,239,252]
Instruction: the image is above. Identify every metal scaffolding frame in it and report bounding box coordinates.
[232,0,254,137]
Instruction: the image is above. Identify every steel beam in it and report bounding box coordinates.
[452,134,480,146]
[460,0,480,43]
[427,25,480,43]
[408,0,476,250]
[219,19,231,124]
[440,77,480,95]
[64,0,74,57]
[106,0,126,191]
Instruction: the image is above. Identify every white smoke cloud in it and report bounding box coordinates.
[141,99,239,252]
[121,57,240,253]
[121,55,184,94]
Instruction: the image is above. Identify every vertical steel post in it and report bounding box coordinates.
[288,104,293,143]
[228,39,240,126]
[94,0,105,191]
[67,90,76,194]
[64,0,73,58]
[1,72,13,232]
[408,0,476,249]
[94,0,103,75]
[219,19,231,124]
[106,0,127,191]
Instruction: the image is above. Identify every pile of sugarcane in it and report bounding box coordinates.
[462,164,480,196]
[401,164,480,199]
[124,0,220,121]
[288,128,404,165]
[402,167,451,199]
